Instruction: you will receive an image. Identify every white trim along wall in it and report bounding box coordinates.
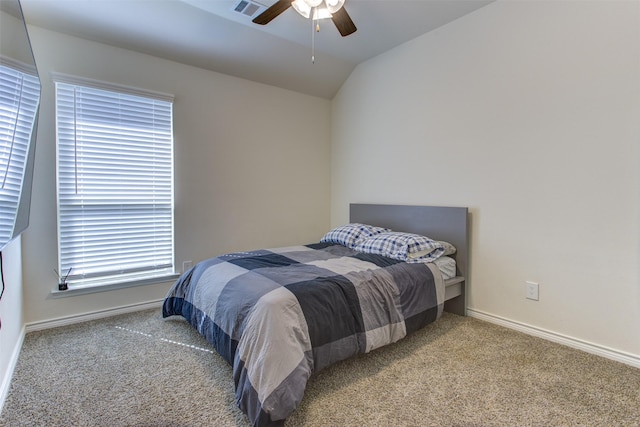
[468,309,640,369]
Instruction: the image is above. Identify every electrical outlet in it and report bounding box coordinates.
[525,281,539,301]
[182,260,193,273]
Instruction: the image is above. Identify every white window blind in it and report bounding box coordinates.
[55,80,174,286]
[0,63,40,249]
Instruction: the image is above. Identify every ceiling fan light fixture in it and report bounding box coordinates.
[291,0,311,18]
[312,6,332,20]
[303,0,324,7]
[325,0,345,14]
[293,0,341,20]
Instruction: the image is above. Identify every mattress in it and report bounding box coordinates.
[433,255,456,280]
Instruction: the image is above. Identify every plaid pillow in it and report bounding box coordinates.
[354,232,445,263]
[320,223,390,249]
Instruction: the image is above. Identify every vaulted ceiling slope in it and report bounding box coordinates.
[20,0,493,99]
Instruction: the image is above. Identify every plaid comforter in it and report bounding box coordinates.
[162,242,445,426]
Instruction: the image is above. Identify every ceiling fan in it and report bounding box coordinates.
[252,0,357,37]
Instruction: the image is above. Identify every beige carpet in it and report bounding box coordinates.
[1,308,639,426]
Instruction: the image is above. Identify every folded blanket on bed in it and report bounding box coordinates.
[162,242,445,427]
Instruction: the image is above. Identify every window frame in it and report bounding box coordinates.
[53,74,176,291]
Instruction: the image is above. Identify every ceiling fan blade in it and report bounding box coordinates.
[252,0,292,25]
[331,6,357,36]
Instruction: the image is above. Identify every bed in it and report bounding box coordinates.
[162,204,469,426]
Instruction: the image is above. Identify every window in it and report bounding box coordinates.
[55,77,174,288]
[0,61,40,249]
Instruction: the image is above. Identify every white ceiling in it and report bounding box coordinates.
[20,0,493,99]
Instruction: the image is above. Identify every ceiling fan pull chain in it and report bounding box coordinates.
[311,15,316,63]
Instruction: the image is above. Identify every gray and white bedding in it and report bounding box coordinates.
[162,242,446,427]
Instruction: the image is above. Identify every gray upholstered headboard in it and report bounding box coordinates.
[349,204,469,280]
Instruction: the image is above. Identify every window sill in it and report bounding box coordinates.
[50,273,180,298]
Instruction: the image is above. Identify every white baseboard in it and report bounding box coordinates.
[467,308,640,369]
[0,325,25,416]
[25,299,164,333]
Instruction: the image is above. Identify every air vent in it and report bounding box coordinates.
[232,0,264,18]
